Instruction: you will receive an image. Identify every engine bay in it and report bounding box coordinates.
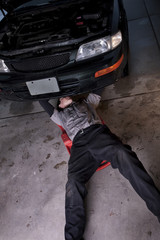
[0,0,113,52]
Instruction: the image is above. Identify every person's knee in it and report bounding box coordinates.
[110,144,129,166]
[66,178,87,202]
[66,178,85,191]
[111,144,139,169]
[66,179,76,197]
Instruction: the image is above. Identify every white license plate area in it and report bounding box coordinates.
[26,77,60,96]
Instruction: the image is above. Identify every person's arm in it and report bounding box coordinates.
[39,100,54,117]
[39,99,63,126]
[86,93,101,108]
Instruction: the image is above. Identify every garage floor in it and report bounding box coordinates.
[0,0,160,240]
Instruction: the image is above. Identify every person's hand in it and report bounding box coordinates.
[59,97,73,108]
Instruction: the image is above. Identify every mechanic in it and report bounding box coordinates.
[39,92,160,240]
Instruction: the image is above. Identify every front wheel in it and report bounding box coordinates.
[121,61,129,78]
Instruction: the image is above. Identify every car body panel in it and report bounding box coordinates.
[0,0,128,101]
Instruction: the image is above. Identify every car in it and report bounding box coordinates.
[0,0,129,101]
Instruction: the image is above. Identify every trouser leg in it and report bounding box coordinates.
[109,144,160,218]
[65,179,87,240]
[65,144,99,240]
[90,126,160,219]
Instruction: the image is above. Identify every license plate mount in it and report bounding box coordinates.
[26,77,60,96]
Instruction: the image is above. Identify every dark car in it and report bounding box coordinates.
[0,0,128,101]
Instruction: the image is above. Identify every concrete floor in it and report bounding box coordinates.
[0,0,160,239]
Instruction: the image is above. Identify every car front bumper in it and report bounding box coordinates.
[0,44,127,101]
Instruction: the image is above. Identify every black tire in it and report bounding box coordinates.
[120,7,129,78]
[122,61,129,77]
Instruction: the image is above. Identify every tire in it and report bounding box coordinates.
[121,61,129,77]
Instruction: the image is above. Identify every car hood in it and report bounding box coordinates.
[0,0,87,12]
[1,1,27,11]
[0,0,62,11]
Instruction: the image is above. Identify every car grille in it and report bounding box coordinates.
[11,53,70,72]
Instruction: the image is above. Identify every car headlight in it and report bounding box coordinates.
[76,31,122,61]
[0,59,10,72]
[111,31,122,49]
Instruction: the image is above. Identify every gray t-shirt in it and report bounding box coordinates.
[50,93,102,140]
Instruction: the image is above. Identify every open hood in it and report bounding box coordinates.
[0,0,104,12]
[0,1,29,11]
[0,0,58,12]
